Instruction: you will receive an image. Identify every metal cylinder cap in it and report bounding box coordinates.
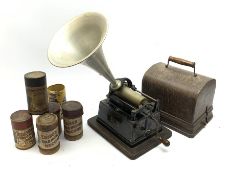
[36,113,58,131]
[48,84,65,93]
[24,71,46,87]
[62,101,83,118]
[10,110,33,130]
[48,102,60,114]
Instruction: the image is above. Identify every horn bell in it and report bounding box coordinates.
[48,12,118,86]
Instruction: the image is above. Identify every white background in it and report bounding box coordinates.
[0,0,229,174]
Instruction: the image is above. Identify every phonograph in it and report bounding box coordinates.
[48,12,172,159]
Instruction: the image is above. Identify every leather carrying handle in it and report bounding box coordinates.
[166,56,197,77]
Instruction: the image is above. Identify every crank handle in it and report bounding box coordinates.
[158,137,170,147]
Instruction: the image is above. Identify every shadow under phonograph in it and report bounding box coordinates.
[48,12,171,160]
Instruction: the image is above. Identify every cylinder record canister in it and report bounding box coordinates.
[48,102,62,134]
[10,110,36,150]
[62,101,83,141]
[36,113,60,155]
[24,71,48,115]
[47,84,66,104]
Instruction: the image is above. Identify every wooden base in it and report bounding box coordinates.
[88,116,172,160]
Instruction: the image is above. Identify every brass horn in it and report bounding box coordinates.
[48,12,121,89]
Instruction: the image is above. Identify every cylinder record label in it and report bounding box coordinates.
[13,126,35,149]
[37,127,59,149]
[64,117,82,136]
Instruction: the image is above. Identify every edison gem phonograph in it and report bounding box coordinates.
[48,12,172,159]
